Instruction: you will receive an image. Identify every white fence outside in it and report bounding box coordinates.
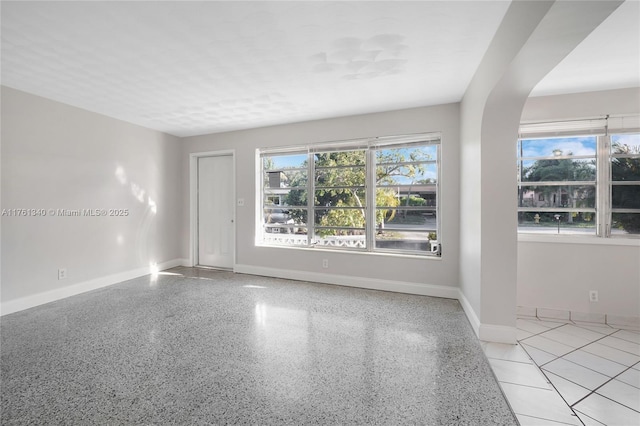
[263,234,366,248]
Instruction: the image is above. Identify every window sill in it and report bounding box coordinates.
[518,233,640,246]
[255,243,442,260]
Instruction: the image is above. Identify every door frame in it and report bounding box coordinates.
[189,149,236,270]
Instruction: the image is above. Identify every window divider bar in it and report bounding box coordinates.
[307,152,315,246]
[598,135,611,237]
[611,208,640,213]
[517,208,596,213]
[375,206,437,211]
[314,206,367,210]
[315,186,365,190]
[377,160,438,167]
[518,181,596,187]
[366,149,376,252]
[611,181,640,186]
[519,155,595,161]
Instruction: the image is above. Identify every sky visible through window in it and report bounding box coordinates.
[266,154,307,170]
[612,133,640,150]
[520,137,596,158]
[266,146,438,183]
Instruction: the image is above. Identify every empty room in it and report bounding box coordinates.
[2,1,639,425]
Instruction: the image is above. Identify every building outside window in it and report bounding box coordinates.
[517,115,640,237]
[258,133,441,255]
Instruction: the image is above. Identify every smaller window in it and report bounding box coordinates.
[517,115,640,239]
[517,136,597,235]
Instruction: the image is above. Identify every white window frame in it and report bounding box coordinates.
[257,133,442,256]
[517,114,640,239]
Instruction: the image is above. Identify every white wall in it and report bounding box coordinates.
[518,88,640,318]
[181,104,461,295]
[2,12,634,334]
[518,239,640,317]
[459,0,556,337]
[1,87,183,312]
[459,1,623,342]
[522,88,640,122]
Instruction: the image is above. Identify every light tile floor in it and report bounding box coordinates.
[482,317,640,426]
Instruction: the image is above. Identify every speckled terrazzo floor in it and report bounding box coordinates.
[1,267,517,425]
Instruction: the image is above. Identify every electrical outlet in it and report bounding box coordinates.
[237,198,245,206]
[589,290,599,302]
[58,268,67,280]
[322,259,329,269]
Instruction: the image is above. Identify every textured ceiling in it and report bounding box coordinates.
[0,1,511,136]
[1,1,638,138]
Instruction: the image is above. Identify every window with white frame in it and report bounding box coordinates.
[610,132,640,234]
[517,115,640,237]
[258,134,441,255]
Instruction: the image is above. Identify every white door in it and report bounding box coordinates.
[198,155,234,269]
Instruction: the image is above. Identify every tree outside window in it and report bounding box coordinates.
[517,129,640,237]
[259,135,440,254]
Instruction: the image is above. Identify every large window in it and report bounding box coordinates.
[517,116,640,237]
[259,134,440,255]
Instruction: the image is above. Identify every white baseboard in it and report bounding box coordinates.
[457,290,481,337]
[235,264,460,299]
[2,260,519,345]
[236,264,517,343]
[518,305,640,328]
[478,324,517,344]
[458,290,516,344]
[1,258,183,316]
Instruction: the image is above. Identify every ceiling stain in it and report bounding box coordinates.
[311,34,408,80]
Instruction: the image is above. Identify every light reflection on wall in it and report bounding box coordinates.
[149,262,159,286]
[114,164,159,267]
[131,183,146,203]
[148,197,157,215]
[114,164,157,211]
[115,165,127,185]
